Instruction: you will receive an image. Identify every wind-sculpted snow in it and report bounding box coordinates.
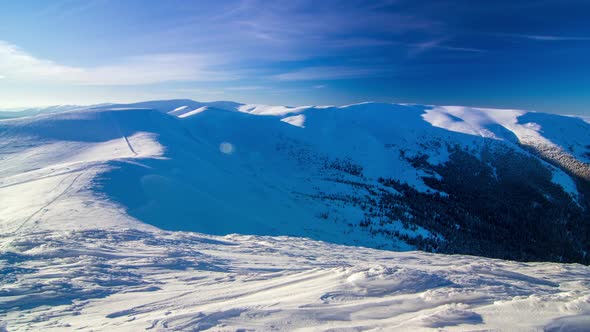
[1,229,589,331]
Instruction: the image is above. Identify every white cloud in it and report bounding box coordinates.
[0,41,235,85]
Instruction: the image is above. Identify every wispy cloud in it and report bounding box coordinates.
[408,39,485,57]
[225,85,270,91]
[33,0,104,23]
[141,0,440,62]
[273,66,390,81]
[516,34,590,41]
[497,33,590,42]
[0,41,235,85]
[172,88,226,96]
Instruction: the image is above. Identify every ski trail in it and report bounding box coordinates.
[12,170,86,235]
[0,163,94,189]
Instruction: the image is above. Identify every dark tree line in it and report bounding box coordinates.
[373,144,590,263]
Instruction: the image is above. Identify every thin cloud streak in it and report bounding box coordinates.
[225,86,270,91]
[273,66,393,81]
[407,39,486,57]
[523,35,590,41]
[500,34,590,41]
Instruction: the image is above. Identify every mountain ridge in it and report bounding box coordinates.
[1,100,589,263]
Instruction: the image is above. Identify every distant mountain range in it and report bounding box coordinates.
[1,100,589,263]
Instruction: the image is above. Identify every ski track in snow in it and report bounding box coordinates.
[11,170,87,235]
[0,101,589,330]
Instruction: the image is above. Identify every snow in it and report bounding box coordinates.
[1,101,585,239]
[424,106,590,163]
[1,100,589,330]
[238,104,311,116]
[517,111,590,163]
[1,229,589,331]
[423,105,587,190]
[168,105,211,118]
[551,167,580,199]
[1,102,585,239]
[423,106,527,143]
[280,114,306,128]
[177,106,209,118]
[167,105,189,115]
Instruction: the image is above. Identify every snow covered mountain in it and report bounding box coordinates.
[1,100,590,330]
[1,100,589,262]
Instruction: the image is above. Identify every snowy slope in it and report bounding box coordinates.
[1,100,590,330]
[1,103,439,248]
[1,101,589,256]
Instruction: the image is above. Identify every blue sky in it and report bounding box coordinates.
[0,0,589,114]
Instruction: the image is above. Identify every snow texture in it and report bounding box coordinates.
[2,229,589,331]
